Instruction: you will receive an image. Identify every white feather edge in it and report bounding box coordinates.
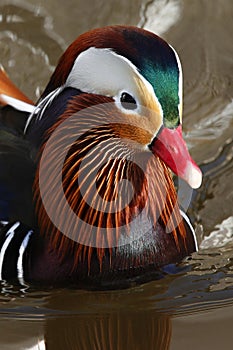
[0,94,36,113]
[180,209,199,251]
[17,230,33,286]
[0,221,20,280]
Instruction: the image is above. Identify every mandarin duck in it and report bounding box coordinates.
[0,26,202,289]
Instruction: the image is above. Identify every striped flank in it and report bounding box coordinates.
[0,222,34,284]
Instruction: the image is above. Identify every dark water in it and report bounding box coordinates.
[0,0,233,349]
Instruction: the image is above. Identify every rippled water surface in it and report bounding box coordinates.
[0,0,233,349]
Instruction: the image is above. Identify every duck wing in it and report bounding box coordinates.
[0,106,35,226]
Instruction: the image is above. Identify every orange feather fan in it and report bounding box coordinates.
[33,93,187,272]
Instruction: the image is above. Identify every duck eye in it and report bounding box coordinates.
[120,92,137,110]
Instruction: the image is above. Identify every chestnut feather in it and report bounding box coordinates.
[33,93,187,273]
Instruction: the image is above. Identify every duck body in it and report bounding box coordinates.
[0,26,201,289]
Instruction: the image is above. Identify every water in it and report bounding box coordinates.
[0,0,233,348]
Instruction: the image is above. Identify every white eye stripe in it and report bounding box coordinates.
[66,47,138,95]
[65,47,157,105]
[24,47,165,131]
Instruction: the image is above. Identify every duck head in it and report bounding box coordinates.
[28,26,202,273]
[31,26,201,188]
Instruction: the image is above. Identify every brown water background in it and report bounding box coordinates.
[0,0,233,349]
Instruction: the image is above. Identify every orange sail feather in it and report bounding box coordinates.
[0,65,33,105]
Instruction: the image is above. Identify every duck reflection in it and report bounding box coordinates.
[43,290,171,350]
[44,310,171,350]
[0,283,172,350]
